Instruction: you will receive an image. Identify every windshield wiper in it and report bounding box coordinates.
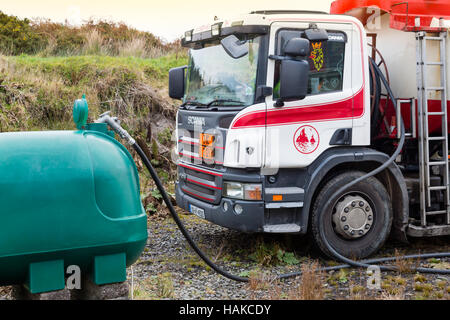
[180,99,246,111]
[206,99,246,107]
[180,101,208,109]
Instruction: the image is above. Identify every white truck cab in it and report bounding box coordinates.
[170,8,450,259]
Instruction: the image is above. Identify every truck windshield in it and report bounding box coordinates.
[184,36,261,107]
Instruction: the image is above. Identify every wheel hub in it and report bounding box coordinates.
[332,195,374,239]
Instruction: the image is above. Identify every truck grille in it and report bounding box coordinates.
[178,162,223,204]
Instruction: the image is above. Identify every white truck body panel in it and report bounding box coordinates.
[223,15,370,170]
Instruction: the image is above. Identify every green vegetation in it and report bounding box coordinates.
[157,127,173,145]
[0,12,42,55]
[0,11,181,57]
[248,238,301,266]
[0,53,187,134]
[132,272,175,300]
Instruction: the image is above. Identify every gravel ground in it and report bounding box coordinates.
[1,211,449,300]
[127,211,450,300]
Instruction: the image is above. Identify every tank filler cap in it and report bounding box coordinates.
[73,94,89,129]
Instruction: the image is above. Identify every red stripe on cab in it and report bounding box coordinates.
[231,89,364,129]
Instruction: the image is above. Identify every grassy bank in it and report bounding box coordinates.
[0,53,187,133]
[0,10,187,141]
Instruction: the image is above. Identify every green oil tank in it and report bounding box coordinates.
[0,97,148,294]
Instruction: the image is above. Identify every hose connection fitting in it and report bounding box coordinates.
[96,111,136,146]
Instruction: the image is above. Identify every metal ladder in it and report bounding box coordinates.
[416,31,450,227]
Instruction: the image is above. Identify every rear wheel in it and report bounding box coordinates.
[311,171,392,259]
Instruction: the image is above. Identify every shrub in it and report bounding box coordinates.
[0,11,45,55]
[30,17,181,58]
[0,11,184,58]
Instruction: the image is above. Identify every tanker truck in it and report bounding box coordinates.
[169,1,450,259]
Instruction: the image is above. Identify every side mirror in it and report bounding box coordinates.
[305,27,329,42]
[169,66,187,100]
[277,38,310,105]
[283,38,310,57]
[279,59,309,102]
[221,35,249,59]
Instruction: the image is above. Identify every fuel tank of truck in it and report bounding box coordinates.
[0,99,148,294]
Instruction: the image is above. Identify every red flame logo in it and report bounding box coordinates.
[294,126,320,154]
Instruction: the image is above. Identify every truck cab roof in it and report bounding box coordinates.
[183,11,362,46]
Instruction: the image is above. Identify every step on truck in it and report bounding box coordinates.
[169,1,450,259]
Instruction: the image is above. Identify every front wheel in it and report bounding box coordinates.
[311,171,393,259]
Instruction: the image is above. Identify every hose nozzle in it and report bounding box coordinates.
[96,111,136,145]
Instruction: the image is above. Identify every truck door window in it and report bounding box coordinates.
[274,30,346,97]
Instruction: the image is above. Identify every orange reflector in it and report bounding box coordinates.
[200,133,215,146]
[199,133,216,160]
[273,195,283,201]
[246,189,262,201]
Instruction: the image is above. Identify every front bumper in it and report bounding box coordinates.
[176,182,265,233]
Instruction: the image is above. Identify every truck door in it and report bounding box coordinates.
[263,20,368,171]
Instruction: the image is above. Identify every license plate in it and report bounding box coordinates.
[189,204,205,219]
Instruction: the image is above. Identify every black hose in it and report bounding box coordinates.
[316,61,450,275]
[370,58,382,137]
[133,143,248,282]
[135,142,450,281]
[331,60,405,197]
[279,252,450,278]
[134,131,449,282]
[129,60,450,283]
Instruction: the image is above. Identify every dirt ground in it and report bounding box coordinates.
[1,212,449,300]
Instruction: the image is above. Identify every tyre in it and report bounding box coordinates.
[311,171,392,259]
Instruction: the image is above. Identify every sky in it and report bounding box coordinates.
[0,0,335,42]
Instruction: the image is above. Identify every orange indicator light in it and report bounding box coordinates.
[273,195,283,201]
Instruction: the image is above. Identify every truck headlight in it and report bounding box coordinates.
[223,182,262,201]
